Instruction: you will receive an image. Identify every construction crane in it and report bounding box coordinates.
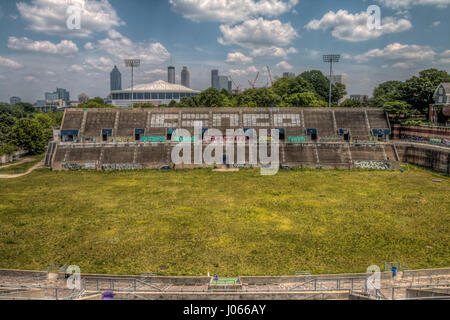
[266,66,274,86]
[248,72,259,89]
[228,76,241,94]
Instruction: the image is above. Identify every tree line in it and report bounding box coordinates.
[0,103,62,156]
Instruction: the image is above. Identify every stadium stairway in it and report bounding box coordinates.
[44,142,57,167]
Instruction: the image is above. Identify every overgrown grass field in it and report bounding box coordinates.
[0,166,449,276]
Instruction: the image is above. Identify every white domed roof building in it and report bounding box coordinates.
[111,80,200,107]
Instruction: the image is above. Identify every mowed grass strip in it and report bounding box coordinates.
[0,166,448,276]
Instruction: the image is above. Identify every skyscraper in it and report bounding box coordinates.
[181,66,190,88]
[168,66,175,84]
[211,69,219,89]
[110,66,122,91]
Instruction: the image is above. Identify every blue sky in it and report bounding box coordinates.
[0,0,449,103]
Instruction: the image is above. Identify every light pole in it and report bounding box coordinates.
[323,54,340,108]
[124,59,141,109]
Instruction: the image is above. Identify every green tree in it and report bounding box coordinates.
[12,118,48,154]
[331,82,347,105]
[198,88,225,108]
[271,75,315,101]
[236,88,281,108]
[368,80,405,108]
[15,102,35,113]
[168,100,178,108]
[340,99,363,108]
[300,70,330,101]
[383,100,411,121]
[79,97,109,109]
[403,68,450,115]
[285,92,317,107]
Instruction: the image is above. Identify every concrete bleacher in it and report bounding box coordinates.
[367,110,390,129]
[116,111,148,137]
[302,110,336,137]
[83,111,117,137]
[61,110,84,130]
[334,110,370,136]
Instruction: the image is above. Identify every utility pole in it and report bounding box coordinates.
[323,55,340,108]
[124,59,141,109]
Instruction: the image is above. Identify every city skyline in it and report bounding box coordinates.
[0,0,449,103]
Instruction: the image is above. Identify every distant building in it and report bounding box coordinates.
[110,66,122,91]
[181,67,190,88]
[168,66,175,84]
[78,93,89,103]
[433,82,450,105]
[47,99,66,108]
[45,88,70,105]
[45,92,58,101]
[211,69,219,89]
[350,95,369,105]
[429,83,450,125]
[35,105,57,112]
[56,88,70,103]
[228,80,232,93]
[283,72,295,78]
[218,76,229,92]
[10,96,21,105]
[111,80,200,107]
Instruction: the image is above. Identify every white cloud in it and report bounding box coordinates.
[68,64,85,72]
[225,52,253,64]
[251,46,297,58]
[84,42,94,50]
[8,37,78,55]
[432,21,441,27]
[229,66,259,76]
[305,10,412,42]
[351,43,436,63]
[95,30,170,64]
[17,0,123,37]
[378,0,450,9]
[276,61,293,70]
[438,50,450,64]
[84,57,114,72]
[169,0,298,24]
[0,56,23,68]
[219,18,298,49]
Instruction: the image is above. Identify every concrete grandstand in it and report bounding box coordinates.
[47,107,450,173]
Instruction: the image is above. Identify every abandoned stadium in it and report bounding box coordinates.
[45,108,450,174]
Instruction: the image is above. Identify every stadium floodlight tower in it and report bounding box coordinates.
[124,59,141,109]
[323,54,340,108]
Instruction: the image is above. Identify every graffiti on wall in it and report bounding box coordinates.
[350,137,378,144]
[102,163,143,170]
[354,160,390,170]
[63,164,82,170]
[141,136,166,142]
[287,136,308,143]
[319,136,344,142]
[400,134,450,146]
